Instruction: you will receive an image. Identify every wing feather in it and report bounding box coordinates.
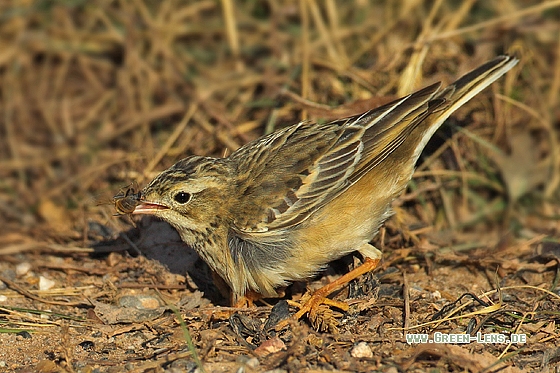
[230,84,441,235]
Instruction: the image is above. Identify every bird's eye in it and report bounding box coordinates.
[174,192,191,204]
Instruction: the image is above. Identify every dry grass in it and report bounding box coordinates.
[0,0,559,372]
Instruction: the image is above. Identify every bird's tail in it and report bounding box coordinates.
[412,55,519,160]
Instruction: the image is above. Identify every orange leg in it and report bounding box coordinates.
[274,257,380,330]
[233,290,263,308]
[292,257,380,320]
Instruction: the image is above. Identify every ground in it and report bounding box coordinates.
[0,1,559,372]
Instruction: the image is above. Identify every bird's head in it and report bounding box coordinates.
[133,156,234,247]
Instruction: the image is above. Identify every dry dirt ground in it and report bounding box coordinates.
[1,1,559,372]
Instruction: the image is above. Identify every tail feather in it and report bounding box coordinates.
[412,55,519,160]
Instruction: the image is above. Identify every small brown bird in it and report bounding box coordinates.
[131,56,518,319]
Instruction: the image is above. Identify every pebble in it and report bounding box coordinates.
[38,276,56,291]
[236,356,260,369]
[118,294,163,309]
[0,268,16,283]
[245,357,259,369]
[254,337,286,357]
[15,262,32,276]
[350,341,373,358]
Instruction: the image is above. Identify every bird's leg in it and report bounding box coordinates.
[292,257,380,320]
[278,244,381,329]
[233,290,263,308]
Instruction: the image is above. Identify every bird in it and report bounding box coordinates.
[130,55,518,322]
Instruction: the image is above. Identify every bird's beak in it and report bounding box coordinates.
[132,201,169,215]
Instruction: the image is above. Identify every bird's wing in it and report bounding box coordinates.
[230,83,442,234]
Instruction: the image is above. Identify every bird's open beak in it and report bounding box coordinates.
[132,201,169,215]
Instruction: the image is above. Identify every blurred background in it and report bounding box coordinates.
[0,0,559,371]
[0,0,558,243]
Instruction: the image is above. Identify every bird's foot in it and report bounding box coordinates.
[277,257,380,332]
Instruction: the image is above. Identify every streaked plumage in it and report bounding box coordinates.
[132,56,518,304]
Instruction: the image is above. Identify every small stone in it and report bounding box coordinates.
[106,252,121,267]
[245,357,259,369]
[1,269,16,282]
[431,290,442,300]
[117,294,163,309]
[16,262,32,276]
[254,337,286,357]
[0,295,7,302]
[236,355,260,368]
[39,276,56,290]
[350,341,373,358]
[78,341,95,351]
[16,331,32,339]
